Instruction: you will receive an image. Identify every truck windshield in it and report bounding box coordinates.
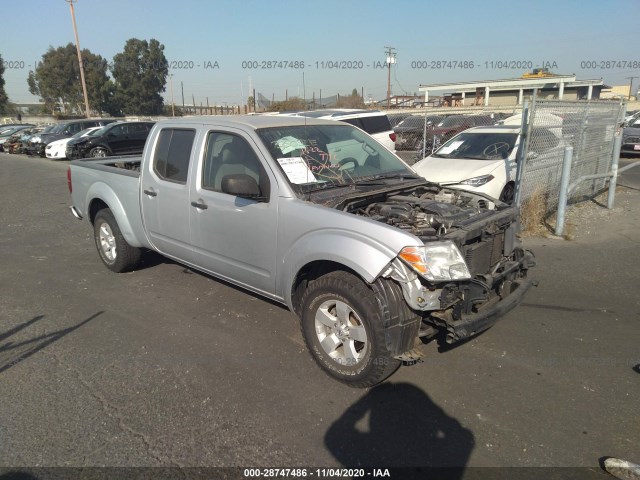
[257,124,416,193]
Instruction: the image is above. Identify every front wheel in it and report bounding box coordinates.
[499,182,515,204]
[93,209,141,272]
[299,271,401,387]
[90,147,108,158]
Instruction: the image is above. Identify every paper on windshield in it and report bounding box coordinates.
[277,157,318,184]
[275,136,306,155]
[437,140,464,155]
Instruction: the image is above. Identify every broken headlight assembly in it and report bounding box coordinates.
[398,241,471,282]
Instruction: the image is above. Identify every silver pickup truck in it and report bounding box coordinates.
[68,115,535,387]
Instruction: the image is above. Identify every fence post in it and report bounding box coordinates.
[607,133,623,209]
[513,99,530,208]
[607,100,626,209]
[555,146,574,237]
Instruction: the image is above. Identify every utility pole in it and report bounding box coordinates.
[625,76,639,100]
[169,74,175,116]
[181,81,185,109]
[66,0,90,117]
[384,46,396,109]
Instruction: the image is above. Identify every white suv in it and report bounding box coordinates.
[285,109,397,152]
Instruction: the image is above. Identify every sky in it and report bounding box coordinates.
[2,0,639,107]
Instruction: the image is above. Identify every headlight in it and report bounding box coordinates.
[30,136,41,143]
[459,174,494,187]
[399,241,471,282]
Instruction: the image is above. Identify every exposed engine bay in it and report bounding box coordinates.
[341,185,501,240]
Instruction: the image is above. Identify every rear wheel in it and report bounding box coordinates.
[93,209,141,272]
[298,271,400,387]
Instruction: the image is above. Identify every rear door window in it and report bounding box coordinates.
[153,128,196,184]
[358,115,392,134]
[341,116,391,135]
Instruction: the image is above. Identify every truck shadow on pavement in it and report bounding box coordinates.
[325,382,474,478]
[0,312,103,374]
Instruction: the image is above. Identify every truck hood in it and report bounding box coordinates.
[412,156,502,184]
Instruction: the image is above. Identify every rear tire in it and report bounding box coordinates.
[93,209,141,272]
[298,271,401,387]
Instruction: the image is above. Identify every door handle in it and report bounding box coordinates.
[191,201,208,210]
[143,189,157,197]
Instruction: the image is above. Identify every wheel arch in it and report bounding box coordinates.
[290,260,362,316]
[85,183,145,247]
[90,144,113,156]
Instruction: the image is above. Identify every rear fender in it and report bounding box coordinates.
[86,182,144,247]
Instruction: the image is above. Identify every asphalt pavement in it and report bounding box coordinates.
[0,152,638,478]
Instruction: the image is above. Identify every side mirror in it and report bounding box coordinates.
[221,174,265,201]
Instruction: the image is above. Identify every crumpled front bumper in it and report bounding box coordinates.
[437,249,537,343]
[444,276,536,343]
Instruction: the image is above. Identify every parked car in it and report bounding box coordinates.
[624,110,639,125]
[32,118,118,157]
[1,127,45,154]
[394,115,446,150]
[621,116,640,156]
[45,127,102,160]
[0,125,35,151]
[68,115,535,387]
[412,125,563,203]
[387,112,412,128]
[417,114,496,154]
[285,109,397,152]
[66,121,155,159]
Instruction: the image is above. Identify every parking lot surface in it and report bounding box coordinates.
[0,153,638,476]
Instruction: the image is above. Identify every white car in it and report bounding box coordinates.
[412,125,563,204]
[45,126,102,160]
[281,109,397,152]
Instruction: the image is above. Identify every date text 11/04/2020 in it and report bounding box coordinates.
[239,60,560,70]
[242,468,391,478]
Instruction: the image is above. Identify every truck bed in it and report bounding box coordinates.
[70,155,142,177]
[69,155,149,249]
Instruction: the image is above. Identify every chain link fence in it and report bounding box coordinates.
[389,106,523,161]
[517,99,626,211]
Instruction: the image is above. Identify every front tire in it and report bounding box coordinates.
[499,182,515,204]
[299,271,401,387]
[90,147,108,158]
[93,209,141,272]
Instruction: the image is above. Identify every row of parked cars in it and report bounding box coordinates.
[0,118,155,160]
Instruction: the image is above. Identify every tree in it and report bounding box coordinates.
[27,43,117,115]
[0,54,9,114]
[335,88,365,109]
[111,38,168,115]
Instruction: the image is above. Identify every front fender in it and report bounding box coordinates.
[280,228,401,309]
[85,181,144,247]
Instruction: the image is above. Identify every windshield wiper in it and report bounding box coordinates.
[362,173,422,182]
[304,182,354,194]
